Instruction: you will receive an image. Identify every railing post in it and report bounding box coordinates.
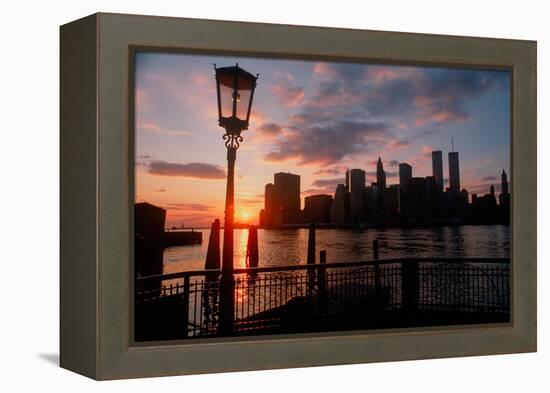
[318,250,327,315]
[402,261,419,314]
[182,275,190,338]
[307,223,316,296]
[219,270,234,336]
[373,239,381,296]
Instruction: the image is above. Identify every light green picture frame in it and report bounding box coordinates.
[60,13,536,380]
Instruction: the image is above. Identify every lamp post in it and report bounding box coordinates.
[214,63,258,335]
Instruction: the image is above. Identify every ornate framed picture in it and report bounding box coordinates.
[60,13,536,379]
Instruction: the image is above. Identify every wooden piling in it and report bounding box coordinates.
[246,225,259,268]
[205,219,221,270]
[373,239,381,295]
[307,223,316,264]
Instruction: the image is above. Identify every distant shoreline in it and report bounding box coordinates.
[260,222,511,230]
[167,223,510,231]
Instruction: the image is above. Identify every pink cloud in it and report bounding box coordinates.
[313,166,346,176]
[413,95,469,125]
[313,62,337,77]
[257,122,283,138]
[306,91,361,108]
[368,68,402,83]
[135,87,150,113]
[301,188,335,197]
[270,73,305,108]
[140,71,214,111]
[387,139,410,151]
[137,121,192,136]
[430,111,464,123]
[190,72,211,88]
[249,110,268,126]
[421,145,434,157]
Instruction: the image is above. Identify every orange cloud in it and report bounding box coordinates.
[148,161,226,179]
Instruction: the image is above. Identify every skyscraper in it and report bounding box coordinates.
[432,150,444,192]
[331,184,347,224]
[349,169,366,224]
[376,157,387,216]
[376,156,386,190]
[501,169,509,194]
[499,169,510,223]
[385,184,400,215]
[459,188,469,207]
[488,184,497,206]
[376,156,386,215]
[407,177,429,222]
[364,185,378,221]
[399,163,412,215]
[304,194,333,224]
[399,163,412,190]
[262,183,276,226]
[448,151,460,194]
[273,172,301,225]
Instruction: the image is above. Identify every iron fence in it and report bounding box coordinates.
[135,257,510,339]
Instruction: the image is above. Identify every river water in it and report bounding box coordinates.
[163,225,510,275]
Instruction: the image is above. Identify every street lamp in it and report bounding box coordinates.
[214,63,258,335]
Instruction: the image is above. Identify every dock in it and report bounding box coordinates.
[163,230,202,247]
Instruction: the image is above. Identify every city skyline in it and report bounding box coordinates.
[135,52,510,227]
[258,150,510,228]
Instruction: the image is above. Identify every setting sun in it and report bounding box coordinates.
[239,210,251,222]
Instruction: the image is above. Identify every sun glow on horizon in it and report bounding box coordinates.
[238,210,251,222]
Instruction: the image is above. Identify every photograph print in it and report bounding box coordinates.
[133,52,511,342]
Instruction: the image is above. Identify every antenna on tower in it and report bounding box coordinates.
[451,137,454,152]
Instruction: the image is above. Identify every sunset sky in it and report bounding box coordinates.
[135,52,510,228]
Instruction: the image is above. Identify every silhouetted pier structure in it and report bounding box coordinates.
[135,243,510,341]
[163,230,202,246]
[135,202,202,248]
[134,202,203,341]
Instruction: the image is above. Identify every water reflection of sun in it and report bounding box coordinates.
[237,228,249,269]
[235,228,250,304]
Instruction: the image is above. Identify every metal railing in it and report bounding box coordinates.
[135,256,510,339]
